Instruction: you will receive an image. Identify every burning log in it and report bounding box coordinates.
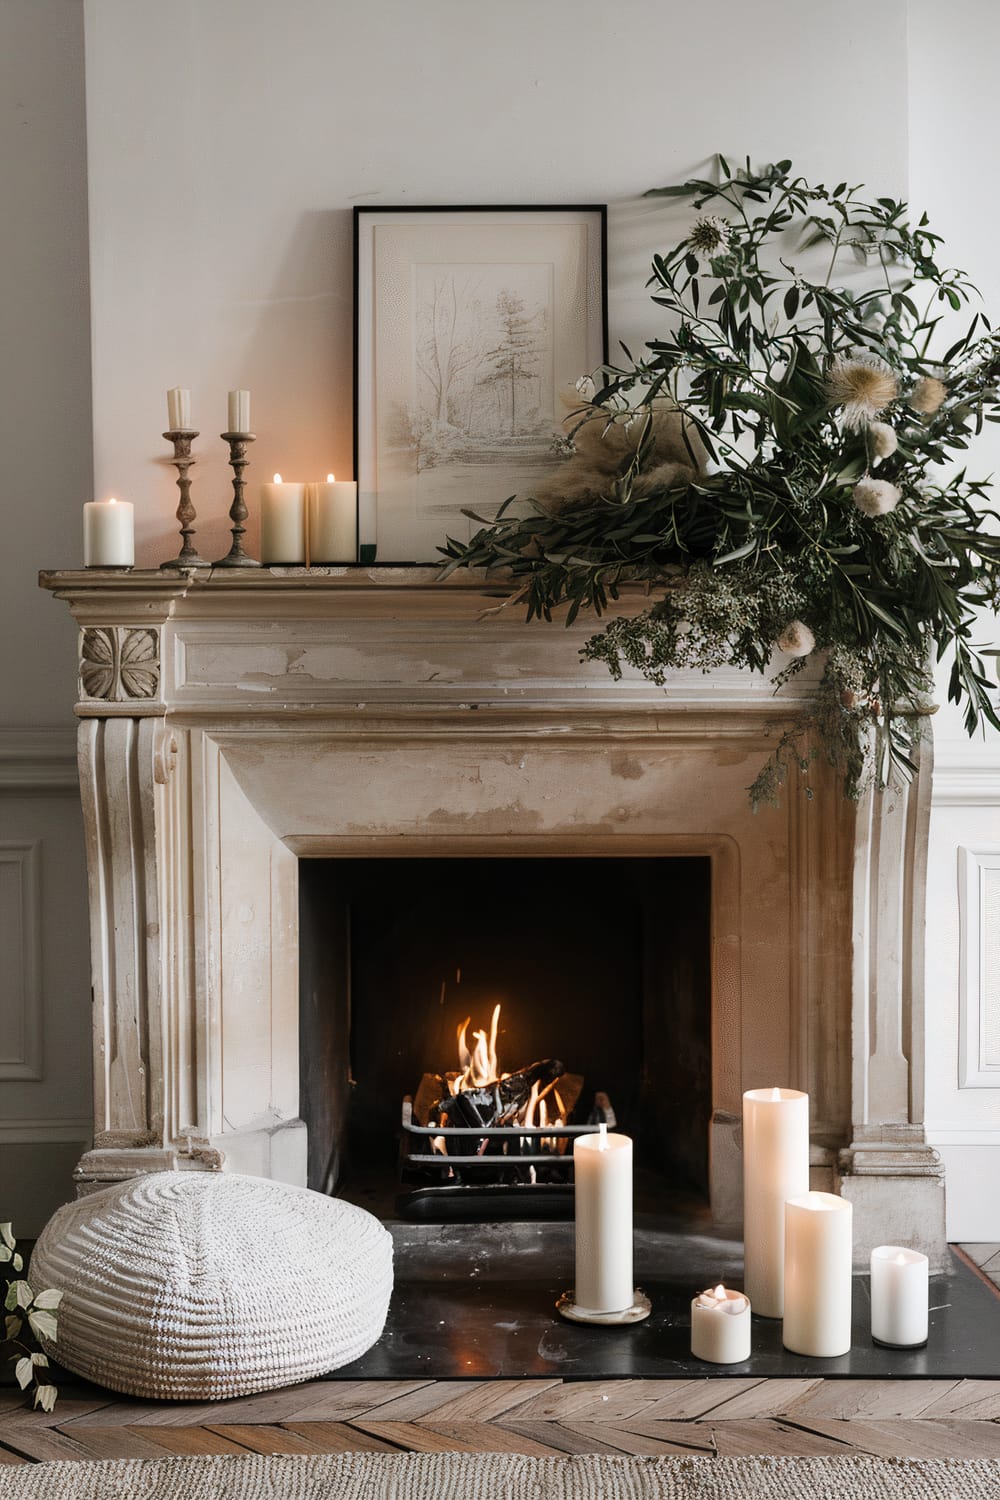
[436,1057,564,1127]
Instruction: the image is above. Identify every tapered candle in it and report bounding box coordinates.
[742,1086,809,1317]
[227,389,251,433]
[870,1245,928,1348]
[573,1123,633,1314]
[167,387,191,430]
[260,473,306,564]
[783,1191,853,1357]
[83,497,134,567]
[691,1284,751,1364]
[308,474,358,563]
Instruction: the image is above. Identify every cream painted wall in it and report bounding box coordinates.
[908,0,1000,1240]
[0,0,93,1234]
[82,0,909,563]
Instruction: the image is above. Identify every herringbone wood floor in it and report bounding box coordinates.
[4,1378,1000,1463]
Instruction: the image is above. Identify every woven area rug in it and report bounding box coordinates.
[0,1453,997,1498]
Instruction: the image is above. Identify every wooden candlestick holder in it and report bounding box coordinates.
[213,432,261,568]
[160,430,210,569]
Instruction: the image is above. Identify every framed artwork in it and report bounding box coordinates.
[354,205,607,564]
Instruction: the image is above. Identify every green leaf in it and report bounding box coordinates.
[5,1314,22,1341]
[34,1384,58,1413]
[31,1289,63,1312]
[14,1357,33,1391]
[0,1224,14,1251]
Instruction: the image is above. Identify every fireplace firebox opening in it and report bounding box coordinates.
[299,856,711,1219]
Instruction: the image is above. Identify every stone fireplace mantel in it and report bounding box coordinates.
[40,567,947,1265]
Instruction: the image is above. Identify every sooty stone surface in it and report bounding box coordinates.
[333,1217,1000,1380]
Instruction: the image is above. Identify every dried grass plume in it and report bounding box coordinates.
[868,421,898,461]
[534,396,709,511]
[908,376,948,415]
[853,477,902,516]
[826,355,899,428]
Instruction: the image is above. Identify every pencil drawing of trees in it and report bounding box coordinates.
[416,275,488,428]
[480,291,547,437]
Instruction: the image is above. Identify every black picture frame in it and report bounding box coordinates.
[353,204,608,565]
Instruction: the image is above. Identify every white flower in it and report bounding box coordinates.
[776,620,815,658]
[826,354,899,429]
[687,215,733,266]
[853,477,901,516]
[868,421,898,462]
[574,375,596,400]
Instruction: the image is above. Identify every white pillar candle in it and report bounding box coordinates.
[742,1087,809,1318]
[870,1245,928,1348]
[83,497,134,568]
[260,474,306,564]
[783,1191,853,1357]
[308,474,358,563]
[691,1284,751,1364]
[166,387,191,430]
[227,389,251,433]
[573,1123,633,1315]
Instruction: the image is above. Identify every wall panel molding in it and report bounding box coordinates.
[959,845,1000,1089]
[0,841,42,1080]
[0,728,78,792]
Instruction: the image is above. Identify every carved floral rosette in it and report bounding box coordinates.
[80,626,160,702]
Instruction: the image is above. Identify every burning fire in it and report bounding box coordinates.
[453,1003,502,1091]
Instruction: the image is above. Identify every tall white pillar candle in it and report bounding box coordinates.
[83,498,134,567]
[573,1124,633,1314]
[691,1285,751,1364]
[308,475,358,563]
[870,1245,928,1348]
[167,387,191,429]
[227,389,251,433]
[742,1087,809,1317]
[260,474,306,564]
[783,1191,853,1357]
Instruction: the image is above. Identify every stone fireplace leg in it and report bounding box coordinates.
[839,723,947,1269]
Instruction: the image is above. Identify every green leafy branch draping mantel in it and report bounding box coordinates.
[441,157,1000,804]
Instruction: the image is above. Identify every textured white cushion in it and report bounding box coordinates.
[30,1171,394,1400]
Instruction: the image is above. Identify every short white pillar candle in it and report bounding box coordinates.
[260,474,306,564]
[742,1087,809,1318]
[166,387,191,430]
[227,389,251,433]
[691,1284,751,1364]
[783,1191,853,1357]
[870,1245,929,1348]
[83,497,134,567]
[308,474,358,563]
[572,1124,633,1315]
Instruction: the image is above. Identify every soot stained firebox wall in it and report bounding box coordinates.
[299,857,711,1211]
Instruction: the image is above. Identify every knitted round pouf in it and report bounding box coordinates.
[29,1171,394,1400]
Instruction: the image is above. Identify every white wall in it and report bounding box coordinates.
[82,0,909,563]
[908,0,1000,1240]
[0,0,93,1234]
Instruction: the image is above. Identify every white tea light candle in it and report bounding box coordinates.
[572,1123,634,1315]
[783,1191,853,1357]
[166,387,191,430]
[83,497,134,568]
[742,1086,809,1318]
[308,474,358,563]
[260,474,306,564]
[870,1245,929,1348]
[227,389,251,433]
[691,1284,751,1364]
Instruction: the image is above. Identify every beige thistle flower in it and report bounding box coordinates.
[826,355,899,428]
[868,421,898,461]
[853,478,902,516]
[775,620,816,658]
[908,375,948,415]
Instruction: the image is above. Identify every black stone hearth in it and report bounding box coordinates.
[333,1214,1000,1380]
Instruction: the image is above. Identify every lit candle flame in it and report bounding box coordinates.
[273,473,282,484]
[895,1252,907,1265]
[598,1121,609,1151]
[770,1086,782,1101]
[713,1284,726,1300]
[327,473,335,483]
[108,497,118,506]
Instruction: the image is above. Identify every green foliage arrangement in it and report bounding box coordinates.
[1,1223,61,1411]
[441,156,1000,804]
